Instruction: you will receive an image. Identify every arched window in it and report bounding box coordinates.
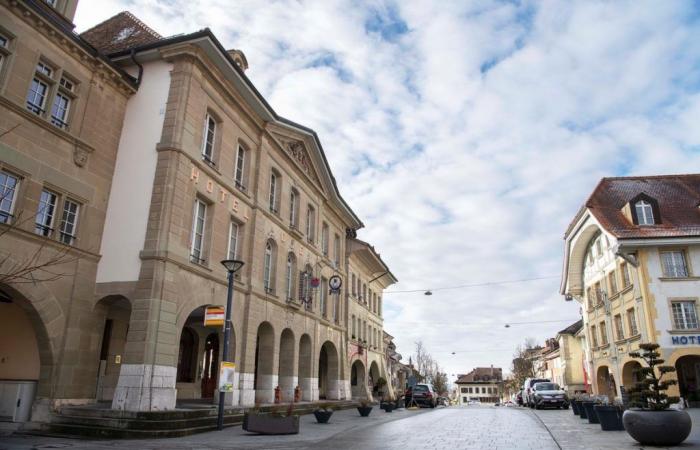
[285,252,296,300]
[263,239,276,293]
[635,200,654,225]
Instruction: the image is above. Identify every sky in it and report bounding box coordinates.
[75,0,700,383]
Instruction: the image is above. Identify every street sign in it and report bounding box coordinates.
[204,306,225,327]
[219,362,236,392]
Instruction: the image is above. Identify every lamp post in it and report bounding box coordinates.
[217,259,244,431]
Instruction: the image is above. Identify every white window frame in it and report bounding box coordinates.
[0,170,19,224]
[201,114,216,164]
[613,314,624,341]
[672,300,699,330]
[27,76,49,115]
[51,91,71,129]
[635,200,654,225]
[0,32,10,75]
[306,205,315,242]
[263,241,274,292]
[58,199,80,245]
[333,234,341,266]
[190,199,207,264]
[35,189,57,237]
[285,253,295,300]
[289,189,297,227]
[269,172,278,214]
[661,250,689,278]
[321,222,329,256]
[627,308,639,336]
[234,145,246,190]
[227,221,239,260]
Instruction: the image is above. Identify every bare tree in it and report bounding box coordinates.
[511,338,540,388]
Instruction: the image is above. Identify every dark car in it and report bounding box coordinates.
[405,384,437,408]
[531,382,569,409]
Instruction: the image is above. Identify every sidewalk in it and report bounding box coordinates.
[531,407,700,450]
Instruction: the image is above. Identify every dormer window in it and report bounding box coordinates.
[635,200,654,225]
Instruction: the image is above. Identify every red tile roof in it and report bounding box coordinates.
[455,367,502,383]
[573,174,700,239]
[80,11,162,55]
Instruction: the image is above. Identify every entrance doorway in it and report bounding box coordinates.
[676,355,700,406]
[201,333,219,398]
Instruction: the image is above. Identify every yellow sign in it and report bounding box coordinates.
[219,362,236,392]
[204,306,225,327]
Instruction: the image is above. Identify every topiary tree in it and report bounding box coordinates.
[627,343,679,410]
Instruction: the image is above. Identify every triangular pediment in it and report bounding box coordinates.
[269,130,323,190]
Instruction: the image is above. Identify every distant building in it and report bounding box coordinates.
[532,321,587,395]
[455,367,502,404]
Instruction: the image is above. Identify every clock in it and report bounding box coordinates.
[329,275,342,292]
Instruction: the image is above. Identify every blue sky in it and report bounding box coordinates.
[76,0,700,381]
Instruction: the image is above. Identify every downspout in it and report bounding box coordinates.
[129,49,144,87]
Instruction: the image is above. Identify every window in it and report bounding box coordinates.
[595,238,602,257]
[351,273,356,296]
[608,270,618,294]
[289,189,298,228]
[320,277,327,316]
[234,145,246,190]
[599,321,608,345]
[321,222,329,256]
[661,251,689,278]
[594,282,602,305]
[285,253,296,301]
[333,288,339,322]
[35,189,57,236]
[334,234,341,267]
[263,240,276,293]
[672,301,699,330]
[0,32,10,75]
[201,114,216,165]
[58,199,79,245]
[621,262,631,288]
[227,222,239,260]
[614,314,624,341]
[627,308,639,336]
[461,388,467,394]
[590,325,598,347]
[299,265,312,305]
[45,0,57,6]
[51,92,70,129]
[189,199,207,263]
[378,296,382,316]
[352,315,356,337]
[0,170,19,224]
[306,205,315,242]
[635,200,654,225]
[27,69,50,115]
[362,284,367,303]
[269,171,279,214]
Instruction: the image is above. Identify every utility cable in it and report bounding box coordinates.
[383,275,559,294]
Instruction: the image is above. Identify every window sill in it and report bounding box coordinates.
[668,328,700,334]
[659,276,700,282]
[289,226,303,240]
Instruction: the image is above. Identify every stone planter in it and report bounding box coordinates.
[242,413,300,435]
[594,405,624,431]
[571,400,580,416]
[383,403,394,413]
[623,409,692,446]
[357,406,373,417]
[313,410,333,424]
[581,401,597,422]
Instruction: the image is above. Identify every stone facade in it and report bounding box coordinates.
[0,0,135,421]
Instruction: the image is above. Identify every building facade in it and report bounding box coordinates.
[561,175,700,404]
[0,2,397,422]
[0,0,136,422]
[533,321,587,395]
[455,367,502,405]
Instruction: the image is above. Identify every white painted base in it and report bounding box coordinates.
[239,372,255,406]
[111,364,177,411]
[300,377,314,401]
[278,375,297,402]
[327,379,341,400]
[341,380,351,400]
[254,374,278,403]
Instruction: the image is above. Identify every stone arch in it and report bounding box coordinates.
[318,341,340,400]
[298,333,313,401]
[278,328,296,401]
[369,360,381,397]
[622,360,642,389]
[675,355,700,404]
[351,359,367,399]
[563,222,604,296]
[93,294,132,402]
[596,365,615,397]
[0,283,57,400]
[254,321,276,403]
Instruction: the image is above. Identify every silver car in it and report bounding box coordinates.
[531,382,569,409]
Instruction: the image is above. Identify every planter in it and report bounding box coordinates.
[242,413,300,435]
[571,400,580,416]
[395,398,404,409]
[383,403,394,413]
[582,401,599,424]
[357,406,373,417]
[313,410,333,424]
[594,405,624,431]
[623,409,692,446]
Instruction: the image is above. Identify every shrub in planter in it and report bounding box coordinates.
[382,395,396,413]
[576,395,590,420]
[313,403,334,424]
[243,403,300,435]
[582,400,599,424]
[594,401,624,431]
[622,343,690,446]
[570,399,580,415]
[357,399,373,417]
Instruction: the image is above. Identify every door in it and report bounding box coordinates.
[201,333,219,398]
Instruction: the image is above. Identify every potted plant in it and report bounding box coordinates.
[570,395,580,416]
[357,399,373,417]
[623,343,691,446]
[576,394,591,420]
[243,402,300,435]
[313,403,334,424]
[382,394,395,413]
[582,396,601,424]
[594,396,624,431]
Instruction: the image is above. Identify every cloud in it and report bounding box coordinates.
[75,0,700,381]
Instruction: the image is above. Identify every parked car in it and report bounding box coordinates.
[522,377,551,408]
[405,384,437,408]
[531,382,569,409]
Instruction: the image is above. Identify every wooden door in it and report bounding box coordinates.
[201,333,219,398]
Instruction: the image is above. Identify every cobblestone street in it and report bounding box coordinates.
[1,405,698,450]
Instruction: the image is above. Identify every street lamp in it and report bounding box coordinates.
[217,259,244,431]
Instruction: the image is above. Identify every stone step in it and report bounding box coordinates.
[29,421,237,439]
[51,412,245,430]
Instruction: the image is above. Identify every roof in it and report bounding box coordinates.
[570,174,700,240]
[81,11,162,55]
[557,319,583,336]
[350,238,398,285]
[455,367,503,383]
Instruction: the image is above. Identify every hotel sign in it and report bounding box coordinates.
[671,335,700,345]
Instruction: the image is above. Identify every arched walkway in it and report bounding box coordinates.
[94,295,132,401]
[596,366,615,398]
[298,334,313,401]
[622,360,642,390]
[278,328,296,401]
[369,361,381,398]
[351,359,367,399]
[318,341,340,400]
[254,322,276,403]
[676,355,700,406]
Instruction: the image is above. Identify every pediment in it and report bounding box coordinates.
[269,131,323,190]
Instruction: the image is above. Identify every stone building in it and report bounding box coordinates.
[0,3,397,422]
[561,174,700,404]
[0,0,136,422]
[532,322,586,395]
[455,367,502,405]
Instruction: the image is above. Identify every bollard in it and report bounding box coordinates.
[274,385,282,404]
